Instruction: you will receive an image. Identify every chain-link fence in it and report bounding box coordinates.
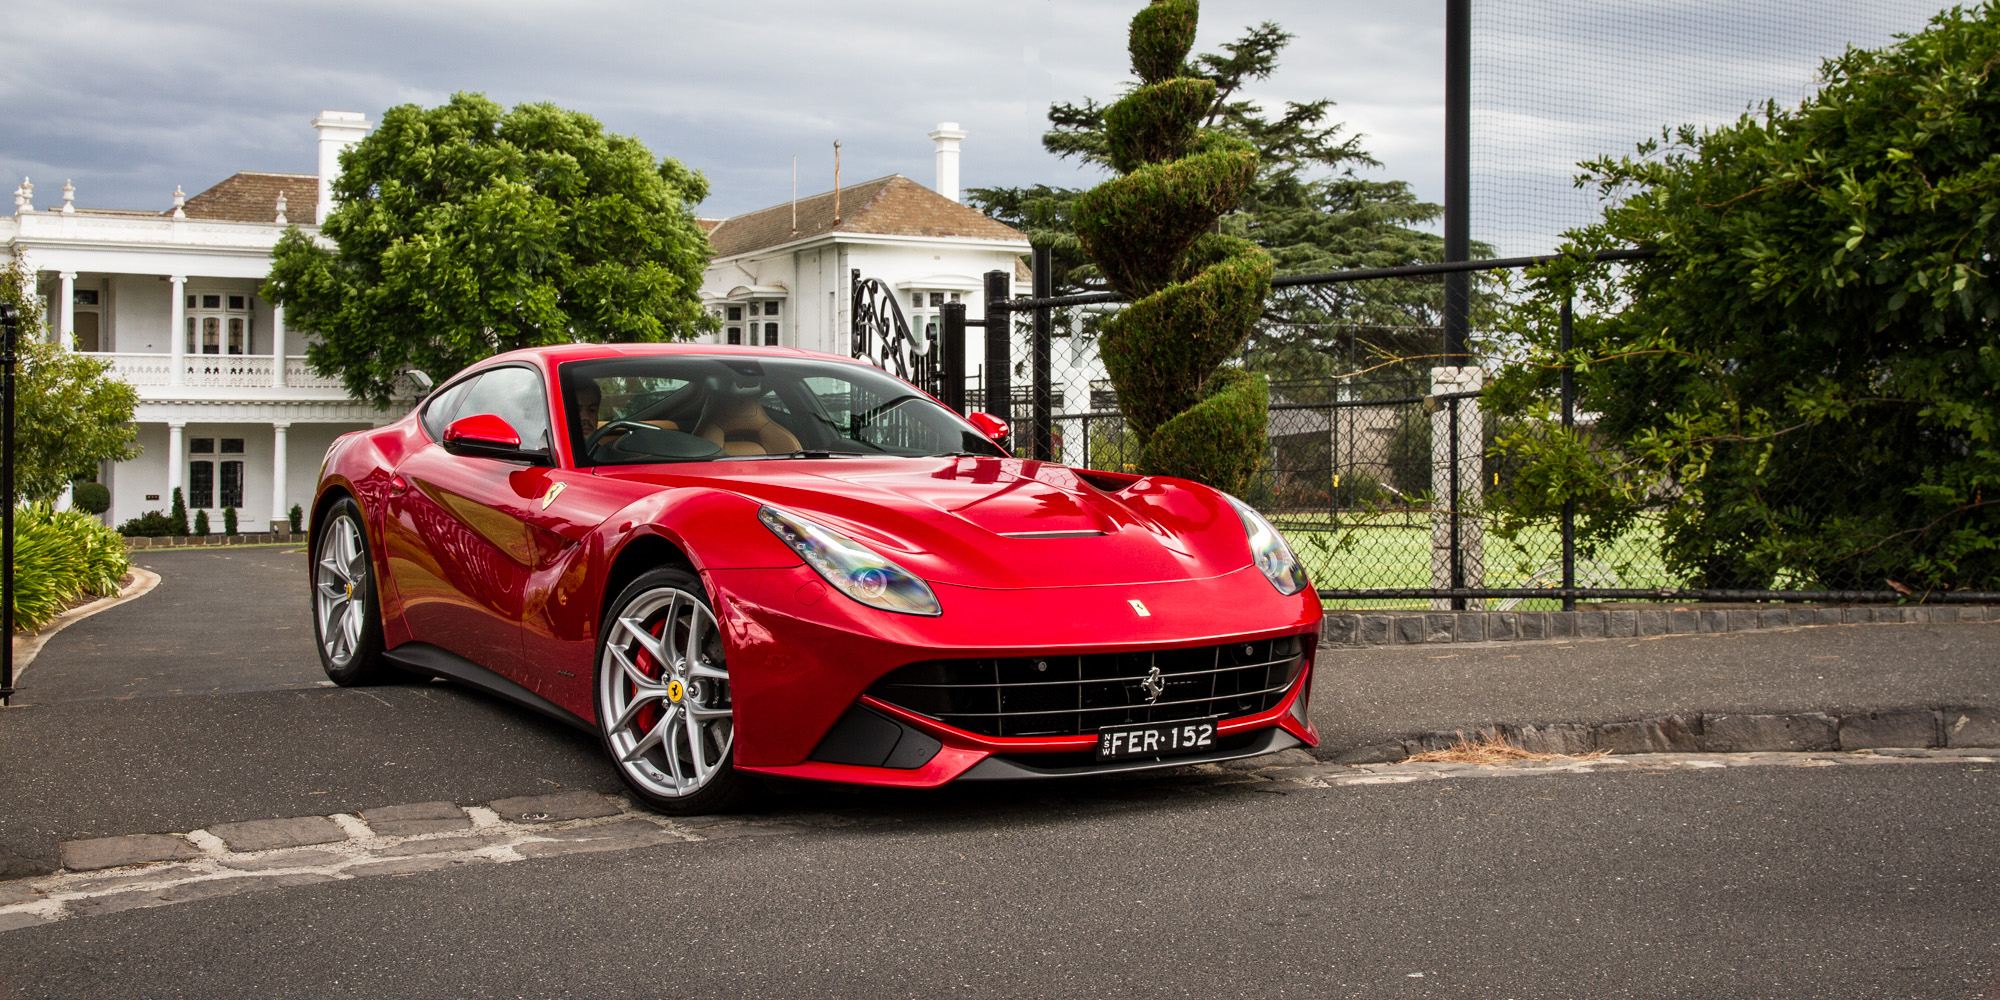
[971,248,2000,610]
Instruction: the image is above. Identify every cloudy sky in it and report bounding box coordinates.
[0,1,1953,254]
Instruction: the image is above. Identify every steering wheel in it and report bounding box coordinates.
[584,419,658,453]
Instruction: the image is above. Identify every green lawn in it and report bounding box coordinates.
[1270,516,1683,611]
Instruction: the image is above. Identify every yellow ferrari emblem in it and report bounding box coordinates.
[666,679,684,703]
[539,481,568,511]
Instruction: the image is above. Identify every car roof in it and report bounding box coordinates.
[483,342,848,367]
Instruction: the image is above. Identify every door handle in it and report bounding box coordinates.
[388,474,409,497]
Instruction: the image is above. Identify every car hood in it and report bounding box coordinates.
[599,457,1256,589]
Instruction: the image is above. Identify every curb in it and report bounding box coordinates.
[7,567,162,688]
[1325,706,2000,765]
[1320,604,2000,647]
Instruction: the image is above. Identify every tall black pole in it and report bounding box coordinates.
[1560,293,1576,612]
[1442,0,1471,365]
[982,269,1012,436]
[2,302,17,706]
[939,302,967,415]
[1030,246,1054,462]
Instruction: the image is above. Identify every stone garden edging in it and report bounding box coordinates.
[1320,603,2000,647]
[123,531,303,549]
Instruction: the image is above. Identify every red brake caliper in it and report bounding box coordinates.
[631,617,669,737]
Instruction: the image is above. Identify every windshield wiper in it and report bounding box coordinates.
[729,449,868,461]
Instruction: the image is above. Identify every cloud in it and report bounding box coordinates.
[0,0,1955,254]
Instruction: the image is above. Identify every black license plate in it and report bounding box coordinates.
[1096,716,1222,761]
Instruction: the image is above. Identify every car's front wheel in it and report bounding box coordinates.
[595,567,751,814]
[311,496,392,685]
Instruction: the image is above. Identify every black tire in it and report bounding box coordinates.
[311,497,394,686]
[595,566,756,814]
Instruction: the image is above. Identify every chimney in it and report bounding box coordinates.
[928,122,966,203]
[311,111,372,224]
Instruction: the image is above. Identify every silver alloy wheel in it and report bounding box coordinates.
[313,512,368,667]
[598,588,734,798]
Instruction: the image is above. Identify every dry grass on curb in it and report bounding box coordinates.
[1404,733,1613,765]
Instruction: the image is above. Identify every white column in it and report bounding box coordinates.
[271,304,287,387]
[270,422,290,534]
[168,275,186,385]
[166,421,186,506]
[57,271,75,350]
[1429,366,1486,611]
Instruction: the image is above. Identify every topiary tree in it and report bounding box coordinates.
[193,509,209,537]
[288,503,304,533]
[222,506,238,536]
[70,481,110,516]
[1072,0,1274,492]
[169,488,189,537]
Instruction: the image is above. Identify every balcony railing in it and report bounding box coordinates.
[98,353,346,390]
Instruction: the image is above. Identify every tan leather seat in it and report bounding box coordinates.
[693,397,801,456]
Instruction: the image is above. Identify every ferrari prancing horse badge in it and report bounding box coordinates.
[539,481,567,511]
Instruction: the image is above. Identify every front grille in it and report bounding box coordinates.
[868,635,1307,738]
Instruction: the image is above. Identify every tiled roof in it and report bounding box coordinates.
[177,171,318,224]
[707,175,1025,259]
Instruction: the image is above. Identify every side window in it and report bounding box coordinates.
[420,376,476,440]
[451,366,552,452]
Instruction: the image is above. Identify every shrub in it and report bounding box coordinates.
[288,503,304,533]
[1491,5,2000,590]
[193,509,210,536]
[223,506,238,536]
[117,510,178,537]
[11,505,131,632]
[169,488,189,536]
[70,481,110,515]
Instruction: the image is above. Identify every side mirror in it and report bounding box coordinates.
[967,411,1011,445]
[442,413,542,462]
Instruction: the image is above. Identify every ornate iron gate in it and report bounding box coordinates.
[850,270,942,397]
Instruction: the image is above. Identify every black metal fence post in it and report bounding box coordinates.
[2,302,17,706]
[1030,246,1054,462]
[1560,292,1576,612]
[939,302,967,414]
[1441,0,1471,365]
[1448,394,1465,611]
[981,270,1012,437]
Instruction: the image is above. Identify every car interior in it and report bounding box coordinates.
[560,356,1001,466]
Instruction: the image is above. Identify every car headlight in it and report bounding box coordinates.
[758,506,942,616]
[1222,494,1309,596]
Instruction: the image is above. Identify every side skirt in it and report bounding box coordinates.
[384,642,593,734]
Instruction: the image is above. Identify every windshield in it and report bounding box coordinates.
[558,355,1009,467]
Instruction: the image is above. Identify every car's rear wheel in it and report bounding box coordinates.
[312,497,392,685]
[595,567,751,814]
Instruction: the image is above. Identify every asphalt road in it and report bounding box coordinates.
[2,763,1993,999]
[2,548,1997,997]
[3,548,1997,868]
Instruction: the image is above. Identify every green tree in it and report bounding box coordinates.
[1069,0,1272,491]
[967,14,1458,384]
[266,92,717,405]
[1488,3,2000,591]
[1,262,140,504]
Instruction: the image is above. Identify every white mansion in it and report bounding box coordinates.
[4,114,1027,531]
